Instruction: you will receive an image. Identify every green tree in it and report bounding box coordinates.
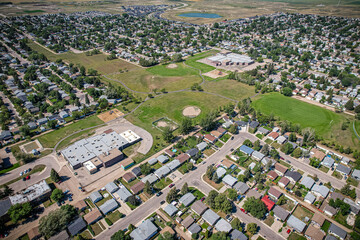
[140,163,151,175]
[111,230,131,240]
[231,218,242,231]
[292,148,302,158]
[247,223,258,235]
[51,189,64,202]
[162,126,174,143]
[345,99,354,111]
[227,189,237,201]
[47,120,57,129]
[206,190,219,209]
[228,124,237,134]
[172,53,183,62]
[210,232,230,240]
[39,206,77,237]
[128,195,139,206]
[281,143,294,154]
[179,118,192,135]
[181,183,189,195]
[243,197,267,219]
[166,188,178,203]
[144,181,152,195]
[214,194,227,210]
[206,165,214,178]
[50,168,61,182]
[270,149,279,159]
[281,87,292,97]
[199,112,217,131]
[8,202,32,223]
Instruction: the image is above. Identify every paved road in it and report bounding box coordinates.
[96,132,284,240]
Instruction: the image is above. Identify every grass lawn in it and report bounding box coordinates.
[185,50,218,72]
[264,215,274,226]
[95,191,112,207]
[189,187,205,200]
[123,141,141,157]
[80,230,92,240]
[256,133,264,139]
[220,133,231,142]
[107,210,123,223]
[321,220,331,232]
[271,142,281,149]
[0,163,20,174]
[280,198,296,212]
[23,141,39,152]
[203,79,255,101]
[18,234,29,240]
[288,232,306,240]
[28,40,138,74]
[85,198,95,208]
[334,212,352,229]
[278,160,291,168]
[292,205,314,222]
[37,115,104,148]
[253,93,358,148]
[203,148,216,156]
[152,162,163,170]
[331,171,343,180]
[120,178,139,190]
[203,175,224,190]
[346,177,359,187]
[319,165,329,173]
[56,128,97,150]
[43,199,54,208]
[215,141,224,148]
[154,178,173,190]
[90,222,103,236]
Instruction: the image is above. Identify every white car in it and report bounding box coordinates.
[20,171,24,176]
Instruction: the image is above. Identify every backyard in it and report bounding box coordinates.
[292,205,314,223]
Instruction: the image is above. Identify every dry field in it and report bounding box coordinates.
[97,109,124,122]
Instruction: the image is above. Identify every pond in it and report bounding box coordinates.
[178,12,222,18]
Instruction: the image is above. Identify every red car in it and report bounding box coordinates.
[287,229,291,234]
[169,184,175,188]
[26,175,30,180]
[200,197,205,202]
[240,208,245,213]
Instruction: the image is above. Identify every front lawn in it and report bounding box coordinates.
[189,187,205,200]
[264,215,274,226]
[331,171,343,180]
[203,148,216,156]
[220,133,231,142]
[215,141,224,148]
[90,222,104,236]
[95,191,113,207]
[319,166,329,173]
[288,232,306,240]
[256,133,264,139]
[265,138,273,145]
[203,175,224,190]
[154,177,173,190]
[321,220,331,232]
[346,177,359,187]
[107,210,123,223]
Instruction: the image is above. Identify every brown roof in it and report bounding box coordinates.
[204,134,216,143]
[99,148,123,163]
[246,189,262,199]
[279,177,290,187]
[123,172,136,183]
[121,158,134,168]
[221,159,234,169]
[182,215,195,229]
[216,127,227,134]
[176,153,190,164]
[312,213,325,226]
[305,225,325,240]
[84,208,102,224]
[27,226,40,240]
[312,148,326,161]
[195,133,204,139]
[103,129,114,134]
[165,149,175,157]
[73,200,87,210]
[130,181,145,194]
[275,163,288,174]
[268,132,279,139]
[268,187,282,199]
[324,204,337,215]
[330,192,344,201]
[210,130,222,138]
[267,171,279,180]
[191,200,208,216]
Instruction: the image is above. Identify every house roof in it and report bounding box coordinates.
[73,200,87,210]
[324,204,337,215]
[322,156,334,167]
[154,165,171,178]
[202,209,220,226]
[176,153,190,164]
[268,132,279,139]
[164,204,178,216]
[305,225,325,240]
[166,159,181,171]
[132,167,142,176]
[249,121,259,128]
[330,192,344,201]
[221,158,234,169]
[261,195,275,211]
[300,176,315,189]
[222,174,238,187]
[312,148,326,160]
[188,223,201,234]
[216,167,227,178]
[287,215,306,233]
[279,177,290,187]
[148,158,158,165]
[246,189,262,199]
[89,191,103,203]
[165,149,175,157]
[27,226,40,240]
[239,145,254,155]
[273,205,289,221]
[157,155,169,164]
[179,193,196,207]
[268,187,282,199]
[49,230,69,240]
[186,148,199,157]
[267,170,279,180]
[274,163,288,174]
[285,171,302,182]
[214,218,232,233]
[312,213,325,226]
[130,219,158,240]
[105,182,119,193]
[304,192,316,204]
[84,208,102,224]
[182,215,195,229]
[114,187,132,202]
[230,229,248,240]
[252,151,265,160]
[141,173,158,184]
[130,181,145,194]
[329,223,347,240]
[196,142,207,151]
[233,181,249,194]
[311,184,329,198]
[277,136,287,144]
[67,217,87,236]
[123,172,135,182]
[204,134,216,142]
[99,199,119,215]
[191,200,208,216]
[257,127,270,135]
[0,198,11,217]
[336,164,351,175]
[344,198,360,214]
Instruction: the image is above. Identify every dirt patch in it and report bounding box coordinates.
[97,109,124,122]
[21,140,43,154]
[153,117,179,131]
[182,106,201,118]
[167,63,178,69]
[203,69,228,79]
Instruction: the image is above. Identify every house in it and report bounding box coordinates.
[89,191,103,203]
[312,149,326,161]
[273,205,289,221]
[130,181,145,194]
[196,142,208,151]
[239,145,254,155]
[49,230,69,240]
[246,189,262,199]
[179,193,196,207]
[329,192,344,201]
[351,169,360,180]
[230,229,248,240]
[157,155,169,164]
[322,156,335,168]
[202,209,220,226]
[188,223,202,235]
[222,174,238,187]
[267,171,279,181]
[164,204,178,216]
[249,121,259,131]
[148,158,158,165]
[214,218,232,233]
[324,204,337,217]
[182,215,195,229]
[166,160,181,171]
[277,136,287,144]
[67,217,87,236]
[141,173,158,184]
[287,215,306,233]
[105,182,119,193]
[175,153,190,164]
[268,132,279,141]
[233,181,249,194]
[84,208,102,225]
[186,148,199,158]
[343,198,360,214]
[191,200,208,216]
[305,225,325,240]
[0,130,12,141]
[130,219,158,240]
[341,157,350,165]
[274,163,288,176]
[73,200,87,212]
[251,151,265,161]
[335,164,351,175]
[123,172,136,183]
[278,177,290,188]
[311,213,325,227]
[268,187,282,200]
[154,166,171,179]
[27,226,41,240]
[328,223,347,240]
[311,184,329,198]
[210,130,222,139]
[304,192,316,204]
[204,134,217,143]
[300,176,315,189]
[114,187,132,202]
[257,127,270,135]
[261,195,275,211]
[221,159,234,169]
[99,199,119,215]
[164,149,175,158]
[284,171,302,183]
[132,167,142,177]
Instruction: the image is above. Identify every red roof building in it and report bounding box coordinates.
[204,134,216,143]
[261,195,275,211]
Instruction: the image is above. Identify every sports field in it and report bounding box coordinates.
[253,93,359,148]
[203,79,255,101]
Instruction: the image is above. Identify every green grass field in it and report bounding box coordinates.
[203,79,255,101]
[37,115,104,148]
[253,93,359,148]
[185,50,218,72]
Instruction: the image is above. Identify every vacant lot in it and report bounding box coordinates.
[253,93,358,148]
[203,79,255,101]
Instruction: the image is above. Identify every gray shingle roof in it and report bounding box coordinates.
[114,187,132,202]
[251,151,265,160]
[304,192,316,204]
[287,215,306,233]
[89,191,103,203]
[141,173,158,184]
[222,174,238,187]
[188,223,201,234]
[329,223,347,240]
[148,158,158,165]
[179,193,196,207]
[284,171,302,182]
[99,199,119,215]
[164,204,178,216]
[233,181,249,194]
[202,209,220,226]
[105,182,119,193]
[216,167,227,178]
[67,217,86,236]
[186,148,199,157]
[335,164,351,175]
[300,176,315,189]
[352,169,360,179]
[130,219,158,240]
[191,200,208,216]
[154,165,171,178]
[273,205,290,221]
[322,156,335,168]
[157,155,169,164]
[166,160,181,171]
[230,229,248,240]
[311,184,329,198]
[214,218,232,233]
[0,198,11,217]
[196,142,207,151]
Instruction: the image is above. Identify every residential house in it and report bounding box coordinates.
[284,171,302,184]
[89,191,103,203]
[196,142,207,152]
[222,174,238,187]
[154,166,171,179]
[105,182,119,194]
[274,163,288,176]
[123,172,136,183]
[220,159,234,169]
[214,218,232,233]
[132,167,142,177]
[191,200,208,216]
[261,195,275,211]
[157,155,169,164]
[343,198,360,214]
[204,134,217,144]
[164,204,178,216]
[84,208,102,225]
[251,151,265,161]
[311,184,329,198]
[300,177,315,189]
[249,121,259,132]
[130,181,145,194]
[257,127,270,135]
[175,153,190,164]
[130,219,158,240]
[268,187,282,200]
[164,149,175,158]
[27,226,41,240]
[329,192,344,201]
[273,205,289,221]
[202,209,220,226]
[216,167,227,178]
[230,229,248,240]
[148,158,158,166]
[233,181,249,195]
[278,177,290,188]
[287,215,306,233]
[328,223,347,240]
[311,213,325,227]
[277,136,287,144]
[239,145,254,155]
[179,193,196,207]
[182,215,195,229]
[351,169,360,180]
[322,156,335,168]
[267,171,279,181]
[141,173,158,184]
[67,217,87,236]
[304,192,316,204]
[335,164,351,176]
[312,149,326,161]
[188,223,201,235]
[114,187,132,202]
[268,132,279,141]
[305,225,325,240]
[99,199,119,215]
[49,230,69,240]
[166,160,181,171]
[324,204,337,217]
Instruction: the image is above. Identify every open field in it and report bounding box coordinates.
[253,93,359,149]
[27,41,139,74]
[97,109,124,122]
[36,115,104,149]
[185,50,218,72]
[203,79,255,101]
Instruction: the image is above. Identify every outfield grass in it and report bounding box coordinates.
[147,62,199,76]
[253,93,358,148]
[27,41,138,74]
[203,79,255,101]
[185,50,218,72]
[37,115,104,149]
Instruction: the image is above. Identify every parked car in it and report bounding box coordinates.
[22,177,26,181]
[20,171,24,176]
[26,175,30,180]
[160,200,165,205]
[169,184,175,188]
[156,192,162,197]
[287,229,291,234]
[200,197,205,202]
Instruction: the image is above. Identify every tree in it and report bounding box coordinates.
[211,173,219,183]
[206,190,219,209]
[281,143,294,154]
[206,165,214,178]
[292,148,303,158]
[231,218,242,231]
[341,184,357,199]
[144,181,152,195]
[111,230,131,240]
[3,185,13,196]
[179,118,192,135]
[260,144,270,156]
[50,168,61,182]
[270,149,279,159]
[20,125,30,137]
[221,199,233,213]
[128,224,135,232]
[210,232,230,240]
[345,99,354,111]
[281,87,292,96]
[228,124,237,134]
[253,140,261,151]
[243,197,267,219]
[247,223,258,235]
[227,189,237,201]
[214,194,227,210]
[199,112,217,131]
[277,195,287,205]
[8,202,32,223]
[39,206,77,237]
[162,126,174,143]
[140,163,151,175]
[181,183,189,195]
[51,189,64,202]
[172,53,183,62]
[128,195,139,206]
[243,139,253,147]
[47,120,57,129]
[166,188,178,203]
